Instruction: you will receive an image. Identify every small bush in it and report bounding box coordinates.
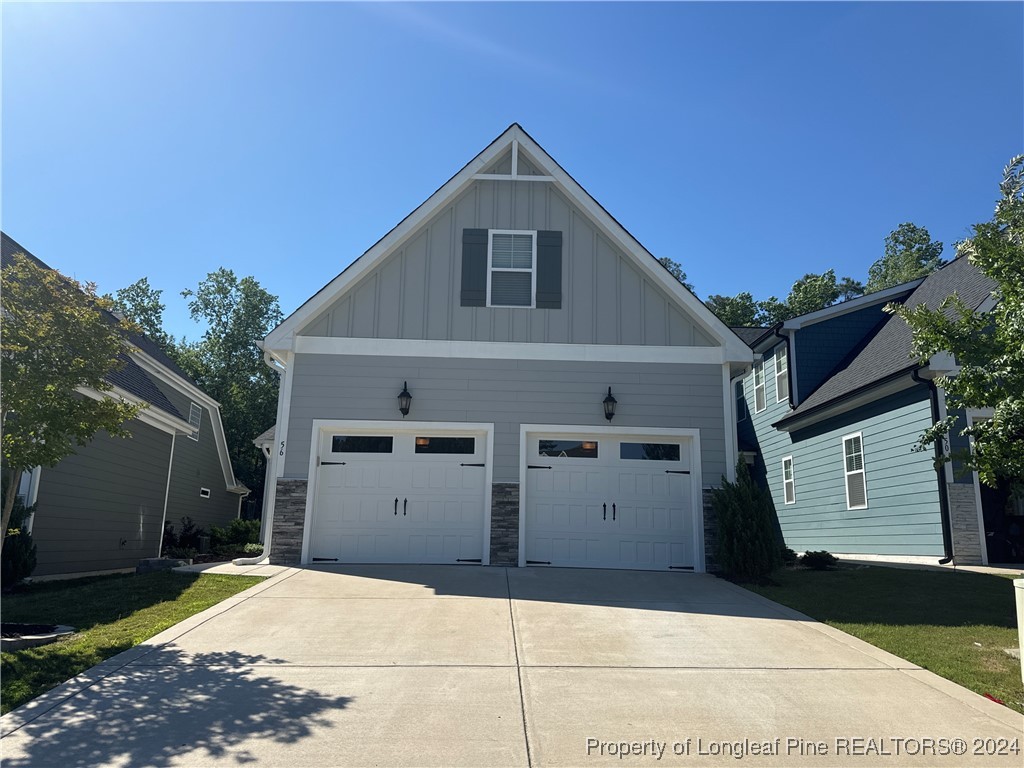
[242,543,263,555]
[712,461,781,581]
[163,546,197,560]
[210,518,260,548]
[781,547,799,566]
[162,521,177,552]
[2,496,37,586]
[176,517,205,550]
[800,550,838,570]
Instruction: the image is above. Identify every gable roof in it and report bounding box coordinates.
[774,256,997,427]
[263,123,752,362]
[730,326,770,347]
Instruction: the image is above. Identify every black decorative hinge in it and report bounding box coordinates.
[460,463,485,467]
[527,465,552,470]
[668,565,694,570]
[312,557,339,562]
[526,560,552,565]
[664,470,690,474]
[318,460,347,466]
[456,558,483,563]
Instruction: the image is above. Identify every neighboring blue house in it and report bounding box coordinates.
[735,256,1021,566]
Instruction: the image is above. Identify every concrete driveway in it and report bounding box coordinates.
[2,565,1021,767]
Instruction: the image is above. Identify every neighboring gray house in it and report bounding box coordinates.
[256,123,752,571]
[3,233,248,578]
[735,256,1021,566]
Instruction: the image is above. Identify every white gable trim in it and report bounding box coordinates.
[264,125,752,363]
[76,384,194,436]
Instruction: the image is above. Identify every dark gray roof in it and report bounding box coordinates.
[2,232,186,421]
[777,257,997,424]
[730,326,771,347]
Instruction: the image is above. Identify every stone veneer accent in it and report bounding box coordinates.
[702,488,719,573]
[270,479,308,565]
[490,483,520,566]
[948,482,983,565]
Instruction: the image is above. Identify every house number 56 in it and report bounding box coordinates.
[279,441,285,456]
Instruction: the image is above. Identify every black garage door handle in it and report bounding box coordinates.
[394,497,398,516]
[403,498,407,516]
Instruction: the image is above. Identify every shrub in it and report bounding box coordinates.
[781,547,799,566]
[163,546,197,560]
[242,543,264,555]
[162,520,177,552]
[712,460,781,581]
[210,518,261,548]
[2,496,37,586]
[800,550,838,570]
[176,517,205,551]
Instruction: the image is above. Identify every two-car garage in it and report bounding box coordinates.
[305,421,704,572]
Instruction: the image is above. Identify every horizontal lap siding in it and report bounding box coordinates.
[32,420,172,576]
[284,354,726,485]
[156,383,241,534]
[745,345,942,556]
[301,179,714,348]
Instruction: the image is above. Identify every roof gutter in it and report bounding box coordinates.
[911,368,954,565]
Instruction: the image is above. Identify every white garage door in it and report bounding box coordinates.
[523,431,698,571]
[309,428,488,564]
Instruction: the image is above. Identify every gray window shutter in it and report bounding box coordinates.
[535,230,562,309]
[460,229,488,307]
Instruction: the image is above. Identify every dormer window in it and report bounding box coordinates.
[187,402,202,441]
[487,231,536,308]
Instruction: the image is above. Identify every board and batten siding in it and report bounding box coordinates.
[155,381,241,533]
[746,344,943,557]
[283,353,726,485]
[32,419,172,576]
[298,179,714,348]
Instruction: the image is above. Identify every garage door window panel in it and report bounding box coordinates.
[414,437,476,455]
[538,440,599,459]
[332,435,394,453]
[620,442,681,461]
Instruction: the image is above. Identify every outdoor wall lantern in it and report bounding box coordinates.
[398,381,412,417]
[603,387,617,421]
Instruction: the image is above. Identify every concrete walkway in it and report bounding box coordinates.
[1,565,1021,767]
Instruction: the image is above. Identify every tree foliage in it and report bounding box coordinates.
[712,461,781,581]
[1,254,142,551]
[867,222,944,293]
[177,269,283,504]
[708,270,859,327]
[657,256,694,292]
[706,292,760,326]
[890,156,1024,486]
[110,277,174,353]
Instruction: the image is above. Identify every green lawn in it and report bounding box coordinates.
[747,566,1024,714]
[1,571,264,714]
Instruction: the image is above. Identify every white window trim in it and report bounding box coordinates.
[486,229,536,309]
[775,344,789,404]
[753,360,766,413]
[842,432,868,510]
[199,487,211,498]
[187,402,202,441]
[782,456,795,505]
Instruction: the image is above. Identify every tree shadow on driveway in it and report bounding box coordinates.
[2,648,353,767]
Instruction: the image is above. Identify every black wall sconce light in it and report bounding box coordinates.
[603,387,617,421]
[398,381,412,417]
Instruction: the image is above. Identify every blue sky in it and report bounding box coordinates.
[3,2,1021,339]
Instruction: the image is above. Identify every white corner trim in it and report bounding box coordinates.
[964,412,991,566]
[722,364,736,482]
[516,424,705,572]
[788,329,801,407]
[935,386,954,485]
[274,352,295,479]
[292,335,736,365]
[299,420,495,566]
[263,125,753,362]
[780,280,924,331]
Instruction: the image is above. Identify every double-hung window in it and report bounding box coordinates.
[753,361,766,413]
[487,230,536,308]
[782,456,795,504]
[735,381,747,422]
[843,433,867,509]
[775,344,789,403]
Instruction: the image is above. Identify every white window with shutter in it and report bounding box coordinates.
[753,360,766,413]
[775,344,789,403]
[782,456,795,504]
[487,230,536,308]
[843,433,867,509]
[187,402,202,441]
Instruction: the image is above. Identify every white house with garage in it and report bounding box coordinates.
[254,124,752,572]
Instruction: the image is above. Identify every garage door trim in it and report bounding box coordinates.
[517,424,704,571]
[301,419,495,565]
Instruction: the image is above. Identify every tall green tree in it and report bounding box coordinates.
[706,292,760,326]
[178,269,283,505]
[867,222,944,292]
[657,256,694,292]
[838,276,866,302]
[890,156,1024,485]
[1,254,142,551]
[785,269,842,318]
[110,277,174,353]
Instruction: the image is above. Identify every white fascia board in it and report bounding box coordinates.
[264,131,514,348]
[781,281,924,331]
[774,375,918,433]
[293,335,729,365]
[263,125,752,363]
[127,349,244,493]
[76,385,194,435]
